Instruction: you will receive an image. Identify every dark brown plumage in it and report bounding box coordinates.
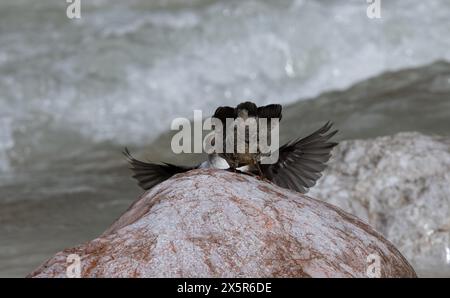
[260,121,337,193]
[123,148,193,190]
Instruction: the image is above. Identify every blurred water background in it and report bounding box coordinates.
[0,0,450,277]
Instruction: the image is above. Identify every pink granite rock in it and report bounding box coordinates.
[28,169,416,278]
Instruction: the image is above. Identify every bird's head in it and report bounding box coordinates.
[236,101,257,119]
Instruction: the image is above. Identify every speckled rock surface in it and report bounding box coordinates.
[309,132,450,277]
[28,169,416,278]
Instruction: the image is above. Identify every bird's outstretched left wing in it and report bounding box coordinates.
[212,106,236,126]
[123,148,194,190]
[260,122,338,193]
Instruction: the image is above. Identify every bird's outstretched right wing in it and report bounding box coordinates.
[123,148,193,190]
[260,122,338,193]
[257,104,282,120]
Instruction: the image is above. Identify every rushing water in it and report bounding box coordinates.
[0,0,450,277]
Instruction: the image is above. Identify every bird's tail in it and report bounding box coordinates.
[123,148,194,190]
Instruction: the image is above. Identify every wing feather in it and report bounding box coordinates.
[123,148,194,190]
[257,104,282,120]
[261,122,338,193]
